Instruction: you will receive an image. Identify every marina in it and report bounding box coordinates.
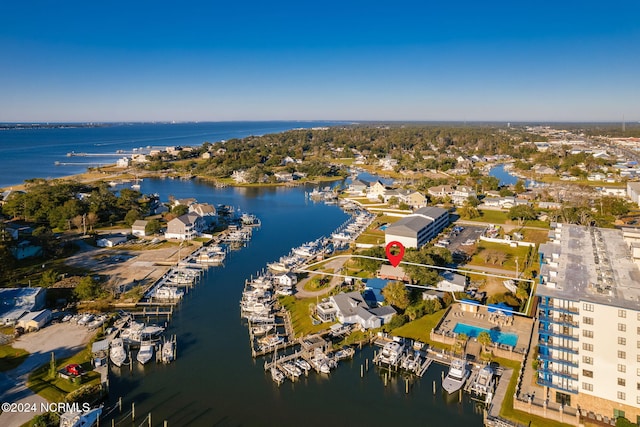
[64,177,485,426]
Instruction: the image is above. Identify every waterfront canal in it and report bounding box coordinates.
[104,178,484,426]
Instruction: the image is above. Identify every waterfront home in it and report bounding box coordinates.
[329,291,396,329]
[366,180,388,200]
[384,206,450,249]
[189,203,218,227]
[276,272,298,288]
[131,220,148,237]
[347,179,368,195]
[273,172,294,182]
[116,157,131,168]
[172,198,196,208]
[165,213,205,240]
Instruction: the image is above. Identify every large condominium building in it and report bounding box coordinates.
[384,206,450,249]
[537,224,640,423]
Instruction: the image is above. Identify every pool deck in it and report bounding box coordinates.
[433,303,534,358]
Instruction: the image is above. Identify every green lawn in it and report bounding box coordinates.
[392,309,448,349]
[0,344,29,372]
[279,295,335,338]
[496,358,574,427]
[464,210,550,229]
[468,241,531,271]
[27,345,101,403]
[355,232,385,245]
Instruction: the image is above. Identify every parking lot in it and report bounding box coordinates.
[434,224,486,262]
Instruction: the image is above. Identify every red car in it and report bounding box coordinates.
[65,364,84,376]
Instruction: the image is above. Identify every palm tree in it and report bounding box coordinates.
[477,331,493,354]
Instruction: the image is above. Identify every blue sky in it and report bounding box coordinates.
[1,1,638,122]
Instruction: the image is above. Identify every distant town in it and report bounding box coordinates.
[1,123,640,427]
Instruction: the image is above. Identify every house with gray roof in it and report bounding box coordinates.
[384,206,450,249]
[329,291,396,329]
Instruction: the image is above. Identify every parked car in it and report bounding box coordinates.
[65,364,84,376]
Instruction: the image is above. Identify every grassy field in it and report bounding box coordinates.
[278,295,335,337]
[0,344,29,372]
[392,309,448,350]
[469,241,531,271]
[466,210,550,229]
[27,346,101,403]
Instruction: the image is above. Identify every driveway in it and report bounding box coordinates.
[0,323,94,426]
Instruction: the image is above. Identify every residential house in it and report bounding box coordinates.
[276,273,298,288]
[398,190,428,209]
[131,220,148,237]
[427,185,454,199]
[436,272,467,293]
[273,172,294,182]
[231,170,249,184]
[366,180,388,200]
[384,206,450,249]
[347,179,369,195]
[377,265,409,282]
[189,203,217,227]
[329,291,396,329]
[164,214,205,240]
[378,155,398,171]
[172,198,196,208]
[452,186,477,206]
[116,157,131,168]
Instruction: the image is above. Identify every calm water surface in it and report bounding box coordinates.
[103,178,484,426]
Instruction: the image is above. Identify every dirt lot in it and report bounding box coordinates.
[64,238,198,294]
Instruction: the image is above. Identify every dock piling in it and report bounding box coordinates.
[433,380,436,394]
[132,402,135,422]
[360,364,363,378]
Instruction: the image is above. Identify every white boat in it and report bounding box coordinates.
[251,324,274,336]
[77,313,94,326]
[258,334,284,350]
[59,406,103,427]
[379,341,403,365]
[161,340,175,363]
[270,366,285,384]
[153,286,185,300]
[281,362,302,378]
[442,359,470,394]
[121,322,165,343]
[137,343,154,365]
[401,351,421,372]
[331,232,352,241]
[295,358,311,371]
[110,338,127,367]
[471,365,495,396]
[86,316,106,330]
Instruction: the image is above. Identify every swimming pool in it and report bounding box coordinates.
[452,323,518,347]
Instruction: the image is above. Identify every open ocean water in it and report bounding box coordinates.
[0,121,341,188]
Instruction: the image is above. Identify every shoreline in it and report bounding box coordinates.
[0,167,346,193]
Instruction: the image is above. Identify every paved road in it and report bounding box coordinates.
[295,257,349,298]
[0,323,94,426]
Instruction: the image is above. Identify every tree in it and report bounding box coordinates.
[514,179,526,194]
[145,219,162,235]
[124,209,141,226]
[40,270,57,287]
[382,281,410,310]
[507,205,537,226]
[477,331,493,353]
[355,246,385,273]
[73,276,102,301]
[172,204,188,216]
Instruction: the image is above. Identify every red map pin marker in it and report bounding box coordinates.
[385,241,405,267]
